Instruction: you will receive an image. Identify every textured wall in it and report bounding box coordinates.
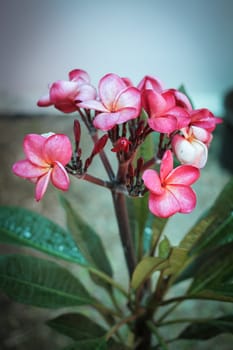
[0,0,233,114]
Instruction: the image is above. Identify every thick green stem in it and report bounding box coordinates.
[112,191,136,278]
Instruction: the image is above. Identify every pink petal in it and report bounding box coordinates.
[37,94,52,107]
[137,75,163,92]
[12,160,48,178]
[146,90,167,116]
[54,101,77,113]
[167,185,197,213]
[99,73,127,110]
[167,107,190,129]
[161,90,176,111]
[142,169,164,195]
[43,134,72,165]
[69,69,90,83]
[160,150,173,181]
[51,161,70,191]
[117,107,140,124]
[166,165,200,186]
[148,115,177,133]
[173,89,193,111]
[75,84,97,102]
[50,81,79,103]
[78,100,108,112]
[114,87,141,111]
[191,126,210,142]
[148,191,180,218]
[35,171,51,201]
[24,134,47,166]
[93,112,120,131]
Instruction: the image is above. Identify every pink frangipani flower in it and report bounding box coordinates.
[142,150,200,218]
[137,75,163,93]
[78,73,141,131]
[142,89,191,134]
[37,69,96,113]
[12,133,72,201]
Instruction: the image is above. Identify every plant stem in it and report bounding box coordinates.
[112,191,136,278]
[147,321,169,350]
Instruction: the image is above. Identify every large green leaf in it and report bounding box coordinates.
[0,206,86,265]
[47,312,106,340]
[0,254,93,308]
[63,338,107,350]
[60,196,112,277]
[179,177,233,253]
[186,242,233,300]
[178,315,233,340]
[131,257,169,290]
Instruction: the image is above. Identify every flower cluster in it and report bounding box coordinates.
[13,69,221,217]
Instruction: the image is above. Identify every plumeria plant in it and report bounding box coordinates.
[0,69,233,349]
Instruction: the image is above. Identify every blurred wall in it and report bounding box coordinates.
[0,0,233,114]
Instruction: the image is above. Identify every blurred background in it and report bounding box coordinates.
[0,0,233,115]
[0,0,233,349]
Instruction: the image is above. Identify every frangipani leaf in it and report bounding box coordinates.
[179,178,233,253]
[178,315,233,340]
[0,254,93,308]
[158,236,171,259]
[0,206,86,265]
[47,312,106,341]
[186,242,233,298]
[131,257,168,290]
[60,196,112,277]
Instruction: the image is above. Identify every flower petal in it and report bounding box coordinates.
[114,87,141,112]
[117,107,140,124]
[75,83,97,102]
[50,81,79,103]
[12,160,48,178]
[23,134,47,166]
[166,164,200,185]
[78,100,108,112]
[148,191,180,218]
[160,150,173,182]
[99,73,127,110]
[51,161,70,191]
[142,169,164,195]
[35,171,51,201]
[43,134,72,165]
[69,69,90,83]
[148,115,177,133]
[93,112,120,131]
[37,94,52,107]
[167,185,197,213]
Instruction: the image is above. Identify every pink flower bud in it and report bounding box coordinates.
[111,137,132,153]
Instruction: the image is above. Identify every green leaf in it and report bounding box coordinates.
[63,338,107,350]
[163,247,188,281]
[131,257,169,290]
[179,177,233,253]
[63,338,123,350]
[186,242,233,298]
[47,312,106,340]
[60,196,112,277]
[0,254,93,308]
[178,315,233,340]
[158,236,171,259]
[0,206,86,266]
